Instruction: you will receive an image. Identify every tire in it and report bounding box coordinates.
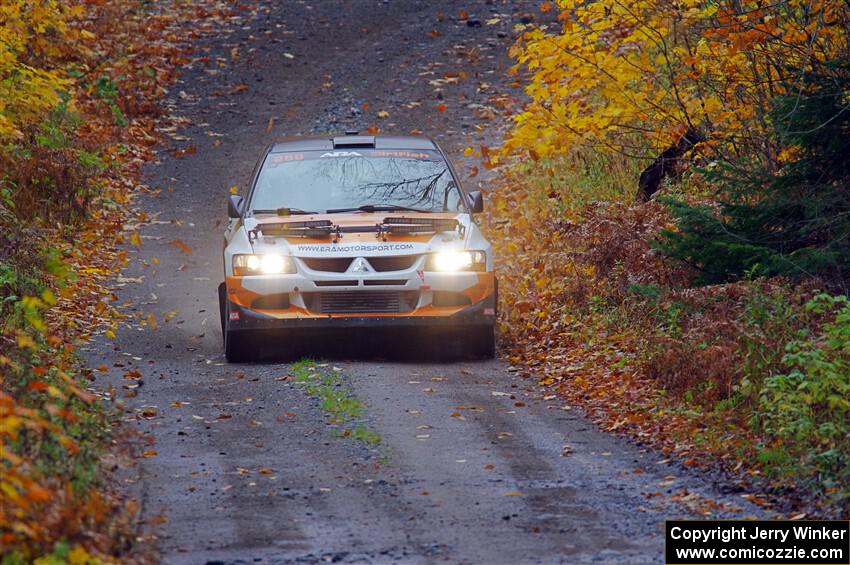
[224,326,255,363]
[468,325,496,359]
[218,282,227,342]
[219,284,256,362]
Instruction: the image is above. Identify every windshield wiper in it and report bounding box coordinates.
[251,207,319,216]
[325,204,431,214]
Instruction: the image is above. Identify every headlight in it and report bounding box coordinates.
[232,254,295,276]
[427,251,486,272]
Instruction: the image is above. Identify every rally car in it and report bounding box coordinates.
[218,131,497,361]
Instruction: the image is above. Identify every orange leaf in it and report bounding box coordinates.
[171,239,193,254]
[172,146,197,159]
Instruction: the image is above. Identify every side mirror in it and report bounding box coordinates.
[228,194,244,219]
[467,191,484,214]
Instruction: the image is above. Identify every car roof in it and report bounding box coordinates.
[268,133,438,153]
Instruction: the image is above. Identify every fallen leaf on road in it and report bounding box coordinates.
[172,146,197,158]
[170,239,193,254]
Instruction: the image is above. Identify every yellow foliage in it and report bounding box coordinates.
[506,0,849,163]
[0,1,84,139]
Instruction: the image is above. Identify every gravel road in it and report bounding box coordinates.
[88,1,764,563]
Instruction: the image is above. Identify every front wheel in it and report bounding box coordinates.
[224,327,256,363]
[467,325,496,359]
[219,284,257,362]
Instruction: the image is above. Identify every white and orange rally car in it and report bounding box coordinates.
[218,132,497,361]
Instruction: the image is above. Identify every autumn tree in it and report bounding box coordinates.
[506,0,850,200]
[0,1,86,140]
[661,59,850,284]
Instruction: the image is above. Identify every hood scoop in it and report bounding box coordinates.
[249,220,335,242]
[249,216,463,243]
[380,216,462,236]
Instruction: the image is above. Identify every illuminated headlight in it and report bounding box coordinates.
[427,251,486,272]
[232,254,295,276]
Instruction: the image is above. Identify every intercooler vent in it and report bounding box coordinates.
[305,291,418,314]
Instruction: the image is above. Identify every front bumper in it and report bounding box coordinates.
[225,287,496,332]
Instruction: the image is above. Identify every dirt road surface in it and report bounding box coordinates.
[88,2,764,563]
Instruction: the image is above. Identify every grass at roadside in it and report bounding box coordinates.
[290,360,382,447]
[485,153,850,517]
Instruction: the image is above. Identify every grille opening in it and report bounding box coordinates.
[368,255,420,271]
[301,257,351,273]
[315,280,358,287]
[432,291,472,308]
[363,279,407,286]
[251,293,291,310]
[305,291,418,314]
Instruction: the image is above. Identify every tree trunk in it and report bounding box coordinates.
[636,128,704,202]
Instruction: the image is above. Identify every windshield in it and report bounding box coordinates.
[249,149,465,214]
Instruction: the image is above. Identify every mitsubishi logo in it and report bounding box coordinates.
[347,257,374,274]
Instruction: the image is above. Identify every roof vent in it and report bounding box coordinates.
[332,133,375,148]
